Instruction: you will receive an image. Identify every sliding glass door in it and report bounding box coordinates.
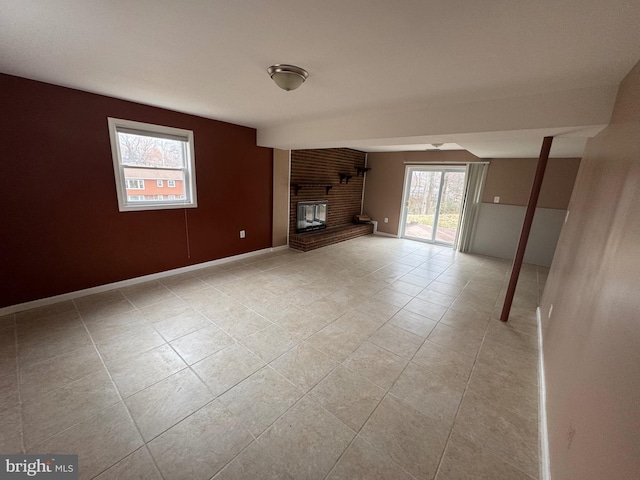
[401,166,466,245]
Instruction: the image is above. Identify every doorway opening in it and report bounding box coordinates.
[400,166,466,246]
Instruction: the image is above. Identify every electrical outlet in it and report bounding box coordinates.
[239,230,246,239]
[494,196,500,203]
[384,218,388,223]
[548,304,553,318]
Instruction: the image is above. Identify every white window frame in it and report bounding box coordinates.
[125,179,145,190]
[108,117,198,212]
[157,179,163,187]
[168,180,176,188]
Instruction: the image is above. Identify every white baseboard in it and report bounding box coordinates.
[537,306,551,480]
[0,247,279,316]
[374,231,399,238]
[271,244,291,252]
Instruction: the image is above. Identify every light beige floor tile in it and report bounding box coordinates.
[305,298,351,321]
[412,341,475,388]
[0,315,15,332]
[450,297,493,315]
[248,296,300,322]
[476,338,538,385]
[343,342,406,390]
[177,287,234,314]
[390,362,464,424]
[30,403,143,480]
[427,281,465,296]
[327,436,413,480]
[466,361,538,422]
[94,447,162,480]
[85,311,148,342]
[0,371,19,408]
[277,311,334,340]
[212,308,272,339]
[326,289,369,308]
[212,441,294,479]
[240,325,300,363]
[257,396,355,480]
[484,319,538,353]
[125,368,214,441]
[16,310,83,342]
[192,343,265,397]
[76,294,136,323]
[309,365,385,432]
[397,273,433,288]
[198,269,241,287]
[0,405,23,453]
[415,288,457,307]
[388,280,424,297]
[148,400,253,480]
[368,323,424,359]
[0,345,16,378]
[138,296,191,323]
[436,275,469,288]
[332,310,386,336]
[197,296,252,325]
[19,344,104,400]
[388,309,438,337]
[439,308,491,339]
[18,326,93,369]
[95,325,166,365]
[170,324,235,364]
[355,299,401,322]
[271,343,338,392]
[453,391,539,478]
[160,273,209,297]
[428,323,484,358]
[149,309,212,342]
[404,298,448,321]
[22,369,121,448]
[15,301,75,323]
[492,310,538,336]
[218,367,302,436]
[108,344,186,397]
[360,394,450,480]
[436,432,535,480]
[120,281,175,309]
[371,288,414,308]
[278,286,325,308]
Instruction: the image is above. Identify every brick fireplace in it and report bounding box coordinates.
[289,148,373,251]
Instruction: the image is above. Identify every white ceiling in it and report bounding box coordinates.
[2,1,639,158]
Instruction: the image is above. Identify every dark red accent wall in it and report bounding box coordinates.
[0,74,273,308]
[289,148,366,236]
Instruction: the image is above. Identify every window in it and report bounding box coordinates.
[125,179,145,190]
[108,117,197,211]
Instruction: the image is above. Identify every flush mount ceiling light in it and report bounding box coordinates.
[267,64,309,91]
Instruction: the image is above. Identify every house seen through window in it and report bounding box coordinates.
[108,118,198,212]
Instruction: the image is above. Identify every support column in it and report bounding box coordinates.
[500,136,553,322]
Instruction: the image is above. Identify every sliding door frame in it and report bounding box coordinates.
[399,164,467,246]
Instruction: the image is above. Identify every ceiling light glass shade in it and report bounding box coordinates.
[267,64,308,91]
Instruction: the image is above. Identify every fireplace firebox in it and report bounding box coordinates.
[297,201,327,233]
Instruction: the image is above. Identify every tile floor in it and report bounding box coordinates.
[0,236,545,479]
